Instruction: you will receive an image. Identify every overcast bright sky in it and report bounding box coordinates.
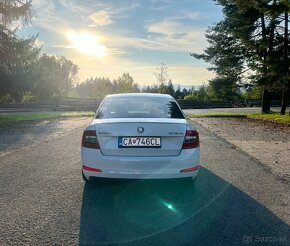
[18,0,223,87]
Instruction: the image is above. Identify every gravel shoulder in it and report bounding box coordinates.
[190,117,290,183]
[0,117,92,157]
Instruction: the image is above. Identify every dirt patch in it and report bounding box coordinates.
[0,117,92,157]
[191,117,290,183]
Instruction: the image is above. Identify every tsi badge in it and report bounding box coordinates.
[137,126,144,134]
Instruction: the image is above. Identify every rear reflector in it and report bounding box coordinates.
[82,130,100,149]
[83,165,102,172]
[182,130,199,149]
[180,165,201,172]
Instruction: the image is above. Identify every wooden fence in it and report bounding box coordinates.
[0,97,101,112]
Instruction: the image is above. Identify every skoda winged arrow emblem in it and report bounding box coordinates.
[137,126,144,134]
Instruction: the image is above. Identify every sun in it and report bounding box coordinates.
[67,31,106,58]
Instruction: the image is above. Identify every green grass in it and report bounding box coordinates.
[189,112,290,125]
[0,111,94,124]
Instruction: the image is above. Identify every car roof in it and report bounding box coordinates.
[105,93,172,98]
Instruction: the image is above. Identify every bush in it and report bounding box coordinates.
[22,92,38,102]
[184,94,195,100]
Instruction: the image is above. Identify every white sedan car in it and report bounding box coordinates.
[81,93,200,181]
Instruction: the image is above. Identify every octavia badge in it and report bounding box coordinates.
[137,127,144,133]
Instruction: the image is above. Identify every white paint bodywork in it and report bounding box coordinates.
[81,93,200,180]
[82,147,200,179]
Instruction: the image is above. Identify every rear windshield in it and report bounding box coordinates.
[95,96,184,119]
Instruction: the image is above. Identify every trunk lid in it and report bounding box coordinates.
[92,118,187,157]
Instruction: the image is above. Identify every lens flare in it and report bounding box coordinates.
[67,31,106,58]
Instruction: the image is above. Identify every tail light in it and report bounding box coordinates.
[82,130,100,149]
[180,166,201,172]
[182,130,199,149]
[83,165,102,172]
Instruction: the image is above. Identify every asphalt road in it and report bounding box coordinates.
[0,120,289,245]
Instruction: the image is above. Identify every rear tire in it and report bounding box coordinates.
[82,171,90,182]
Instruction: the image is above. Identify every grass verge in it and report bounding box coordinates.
[189,112,290,125]
[0,111,94,125]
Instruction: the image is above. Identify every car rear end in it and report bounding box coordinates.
[81,94,200,180]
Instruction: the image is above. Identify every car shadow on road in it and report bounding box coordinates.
[79,167,289,246]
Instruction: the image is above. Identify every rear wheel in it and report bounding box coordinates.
[82,171,90,182]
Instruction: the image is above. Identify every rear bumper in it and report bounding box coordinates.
[83,167,199,179]
[81,147,200,180]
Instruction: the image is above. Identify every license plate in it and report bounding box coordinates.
[118,137,161,148]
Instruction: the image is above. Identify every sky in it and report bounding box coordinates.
[18,0,223,87]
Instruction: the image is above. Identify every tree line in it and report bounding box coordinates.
[75,74,139,100]
[192,0,290,114]
[75,69,190,100]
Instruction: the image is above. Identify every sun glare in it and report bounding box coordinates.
[67,32,106,58]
